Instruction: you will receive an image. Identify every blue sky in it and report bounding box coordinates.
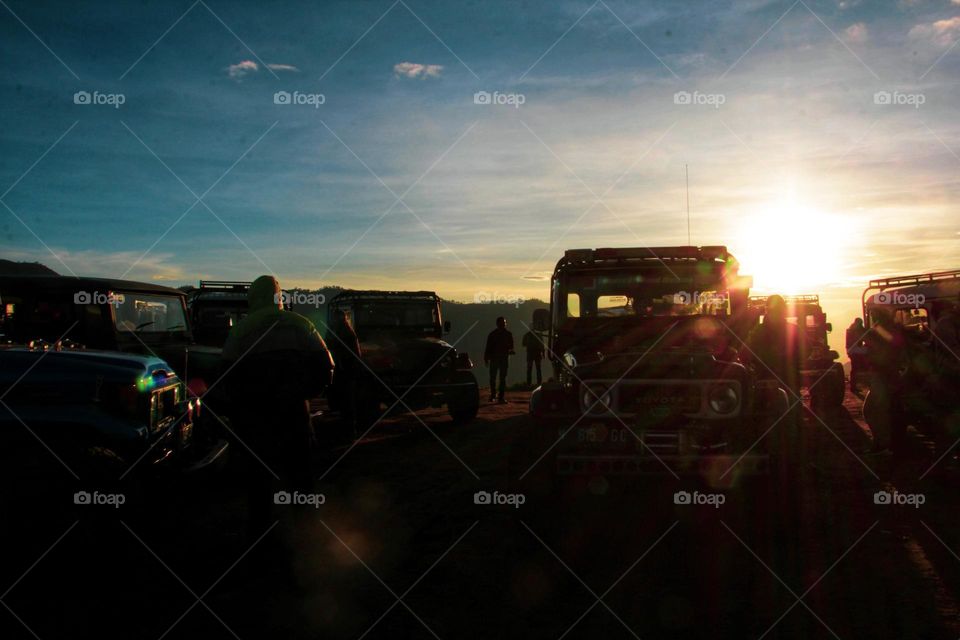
[1,0,959,333]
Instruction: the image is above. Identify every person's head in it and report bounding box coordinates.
[496,316,506,329]
[765,295,786,325]
[248,275,282,311]
[853,317,863,327]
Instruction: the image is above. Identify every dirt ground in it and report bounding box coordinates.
[3,388,960,639]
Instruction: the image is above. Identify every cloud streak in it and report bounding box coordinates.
[393,61,444,79]
[226,60,300,80]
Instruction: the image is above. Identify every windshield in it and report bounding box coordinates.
[561,272,730,319]
[352,300,440,333]
[113,293,188,333]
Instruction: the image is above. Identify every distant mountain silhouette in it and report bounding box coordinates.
[0,260,58,276]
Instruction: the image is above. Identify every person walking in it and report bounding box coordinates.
[484,316,514,403]
[521,329,545,387]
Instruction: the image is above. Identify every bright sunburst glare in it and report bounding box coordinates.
[732,201,858,295]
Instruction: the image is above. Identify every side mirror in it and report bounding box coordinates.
[443,320,451,333]
[825,322,832,332]
[532,308,550,332]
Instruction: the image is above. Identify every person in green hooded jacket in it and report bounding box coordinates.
[221,275,333,536]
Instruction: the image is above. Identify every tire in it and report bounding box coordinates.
[448,371,480,424]
[810,365,845,409]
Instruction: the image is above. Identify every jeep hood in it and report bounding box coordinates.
[557,316,738,375]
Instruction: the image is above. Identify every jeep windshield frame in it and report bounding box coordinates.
[546,247,753,355]
[112,292,190,335]
[330,291,444,340]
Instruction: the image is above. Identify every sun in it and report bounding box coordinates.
[731,201,858,295]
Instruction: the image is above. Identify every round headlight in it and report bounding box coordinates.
[582,384,612,414]
[708,384,739,415]
[563,351,577,369]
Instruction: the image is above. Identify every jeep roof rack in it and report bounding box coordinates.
[861,269,960,317]
[748,294,820,307]
[562,246,732,264]
[198,280,252,290]
[866,269,960,291]
[330,290,440,303]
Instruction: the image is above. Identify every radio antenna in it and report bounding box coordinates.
[685,163,691,246]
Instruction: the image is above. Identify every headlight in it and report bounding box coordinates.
[563,351,577,369]
[708,384,739,415]
[581,384,613,414]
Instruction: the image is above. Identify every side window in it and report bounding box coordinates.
[895,308,929,335]
[566,293,580,318]
[20,296,76,341]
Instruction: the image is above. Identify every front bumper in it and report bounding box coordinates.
[555,452,769,476]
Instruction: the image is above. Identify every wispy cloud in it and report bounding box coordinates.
[225,60,300,80]
[266,63,299,73]
[909,16,960,48]
[844,22,868,44]
[393,61,444,79]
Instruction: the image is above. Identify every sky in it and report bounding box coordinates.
[1,0,959,350]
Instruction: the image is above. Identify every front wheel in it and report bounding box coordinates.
[810,365,846,409]
[448,371,480,424]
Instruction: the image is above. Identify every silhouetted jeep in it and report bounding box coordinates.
[860,269,960,453]
[0,275,222,390]
[0,345,227,496]
[185,280,252,347]
[522,246,791,487]
[327,290,480,424]
[747,294,845,407]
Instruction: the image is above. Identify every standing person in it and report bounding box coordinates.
[522,329,545,388]
[743,295,804,477]
[484,316,514,403]
[846,317,866,393]
[863,310,906,452]
[745,295,802,395]
[328,309,363,436]
[221,275,333,539]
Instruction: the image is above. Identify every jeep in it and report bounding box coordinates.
[747,295,845,407]
[0,344,228,495]
[327,290,480,424]
[860,269,960,453]
[522,246,791,487]
[185,280,252,347]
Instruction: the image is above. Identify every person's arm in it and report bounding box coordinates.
[484,333,492,364]
[508,331,515,355]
